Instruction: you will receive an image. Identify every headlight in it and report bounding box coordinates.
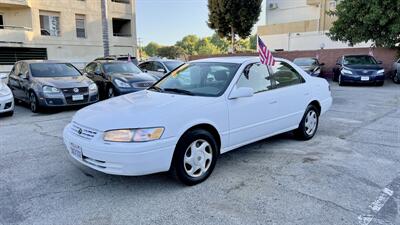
[341,68,353,75]
[89,83,98,92]
[104,127,164,142]
[43,85,61,94]
[114,79,130,88]
[377,69,385,75]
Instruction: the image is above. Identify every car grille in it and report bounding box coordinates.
[132,81,154,88]
[353,70,375,76]
[70,122,98,140]
[62,87,88,94]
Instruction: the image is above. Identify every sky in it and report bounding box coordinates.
[136,0,266,46]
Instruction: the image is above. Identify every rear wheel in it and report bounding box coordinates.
[29,92,40,113]
[171,129,218,186]
[294,105,319,140]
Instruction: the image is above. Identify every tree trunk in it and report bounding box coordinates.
[231,26,235,53]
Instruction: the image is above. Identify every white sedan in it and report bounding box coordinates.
[0,81,14,117]
[63,57,332,185]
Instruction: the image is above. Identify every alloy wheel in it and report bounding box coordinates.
[108,87,114,98]
[304,110,317,136]
[183,139,213,178]
[30,93,37,112]
[394,72,400,83]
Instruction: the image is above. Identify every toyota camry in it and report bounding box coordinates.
[63,57,332,185]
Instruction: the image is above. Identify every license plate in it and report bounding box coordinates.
[72,94,84,101]
[70,142,82,159]
[361,76,370,81]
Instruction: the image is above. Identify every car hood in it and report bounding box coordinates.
[0,81,11,95]
[109,72,156,82]
[33,76,92,88]
[344,64,383,70]
[73,90,215,131]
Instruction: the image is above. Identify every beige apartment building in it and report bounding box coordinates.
[257,0,370,51]
[0,0,137,72]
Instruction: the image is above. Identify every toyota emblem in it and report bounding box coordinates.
[78,128,82,134]
[73,88,79,93]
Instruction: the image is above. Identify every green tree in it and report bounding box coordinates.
[328,0,400,47]
[176,35,200,55]
[207,0,262,52]
[143,42,160,56]
[157,46,185,59]
[249,35,257,50]
[210,33,230,53]
[197,38,221,55]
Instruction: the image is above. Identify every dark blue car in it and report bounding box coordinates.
[333,55,385,86]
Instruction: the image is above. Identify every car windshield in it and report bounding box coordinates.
[343,56,377,65]
[293,58,317,66]
[164,61,184,71]
[150,62,240,97]
[30,63,81,77]
[103,63,142,74]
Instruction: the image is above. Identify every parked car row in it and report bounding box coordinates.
[0,57,184,117]
[293,54,399,86]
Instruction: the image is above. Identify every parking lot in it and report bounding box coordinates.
[0,81,399,225]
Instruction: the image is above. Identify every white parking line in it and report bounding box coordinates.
[357,187,394,225]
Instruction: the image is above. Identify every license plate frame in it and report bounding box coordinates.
[70,142,82,159]
[72,94,84,101]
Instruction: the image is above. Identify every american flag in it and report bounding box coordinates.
[258,36,275,66]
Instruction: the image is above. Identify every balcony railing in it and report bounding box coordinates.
[0,25,32,43]
[0,0,30,7]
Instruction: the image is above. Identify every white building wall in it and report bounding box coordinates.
[266,0,320,25]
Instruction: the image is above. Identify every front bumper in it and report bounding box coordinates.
[341,74,385,83]
[0,94,14,113]
[63,123,177,176]
[38,92,99,107]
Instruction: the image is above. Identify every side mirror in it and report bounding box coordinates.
[377,60,383,64]
[336,62,341,66]
[320,63,325,66]
[229,87,254,99]
[157,68,166,73]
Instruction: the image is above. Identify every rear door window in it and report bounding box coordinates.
[270,61,305,89]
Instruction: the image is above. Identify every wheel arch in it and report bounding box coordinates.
[308,100,321,115]
[178,123,222,151]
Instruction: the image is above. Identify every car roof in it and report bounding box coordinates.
[18,60,68,64]
[191,56,259,64]
[343,54,373,57]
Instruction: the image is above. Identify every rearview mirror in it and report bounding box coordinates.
[229,87,254,99]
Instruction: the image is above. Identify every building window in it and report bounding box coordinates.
[111,0,130,4]
[75,14,86,38]
[39,11,60,36]
[0,15,3,29]
[112,18,131,37]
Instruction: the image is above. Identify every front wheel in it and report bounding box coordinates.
[107,86,115,99]
[171,129,219,186]
[393,71,400,84]
[29,92,40,113]
[294,105,319,140]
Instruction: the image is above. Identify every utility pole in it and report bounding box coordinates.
[101,0,110,56]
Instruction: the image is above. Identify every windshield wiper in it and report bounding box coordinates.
[163,88,194,95]
[148,86,164,92]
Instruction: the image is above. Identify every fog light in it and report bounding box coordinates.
[4,102,12,109]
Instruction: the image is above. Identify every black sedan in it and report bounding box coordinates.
[8,60,98,113]
[333,55,385,86]
[83,60,157,99]
[293,57,324,77]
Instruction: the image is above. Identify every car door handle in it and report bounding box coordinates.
[269,100,278,104]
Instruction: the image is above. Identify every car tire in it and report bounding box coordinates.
[107,86,115,99]
[338,74,345,86]
[294,105,319,141]
[171,129,219,186]
[393,71,400,84]
[29,92,40,113]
